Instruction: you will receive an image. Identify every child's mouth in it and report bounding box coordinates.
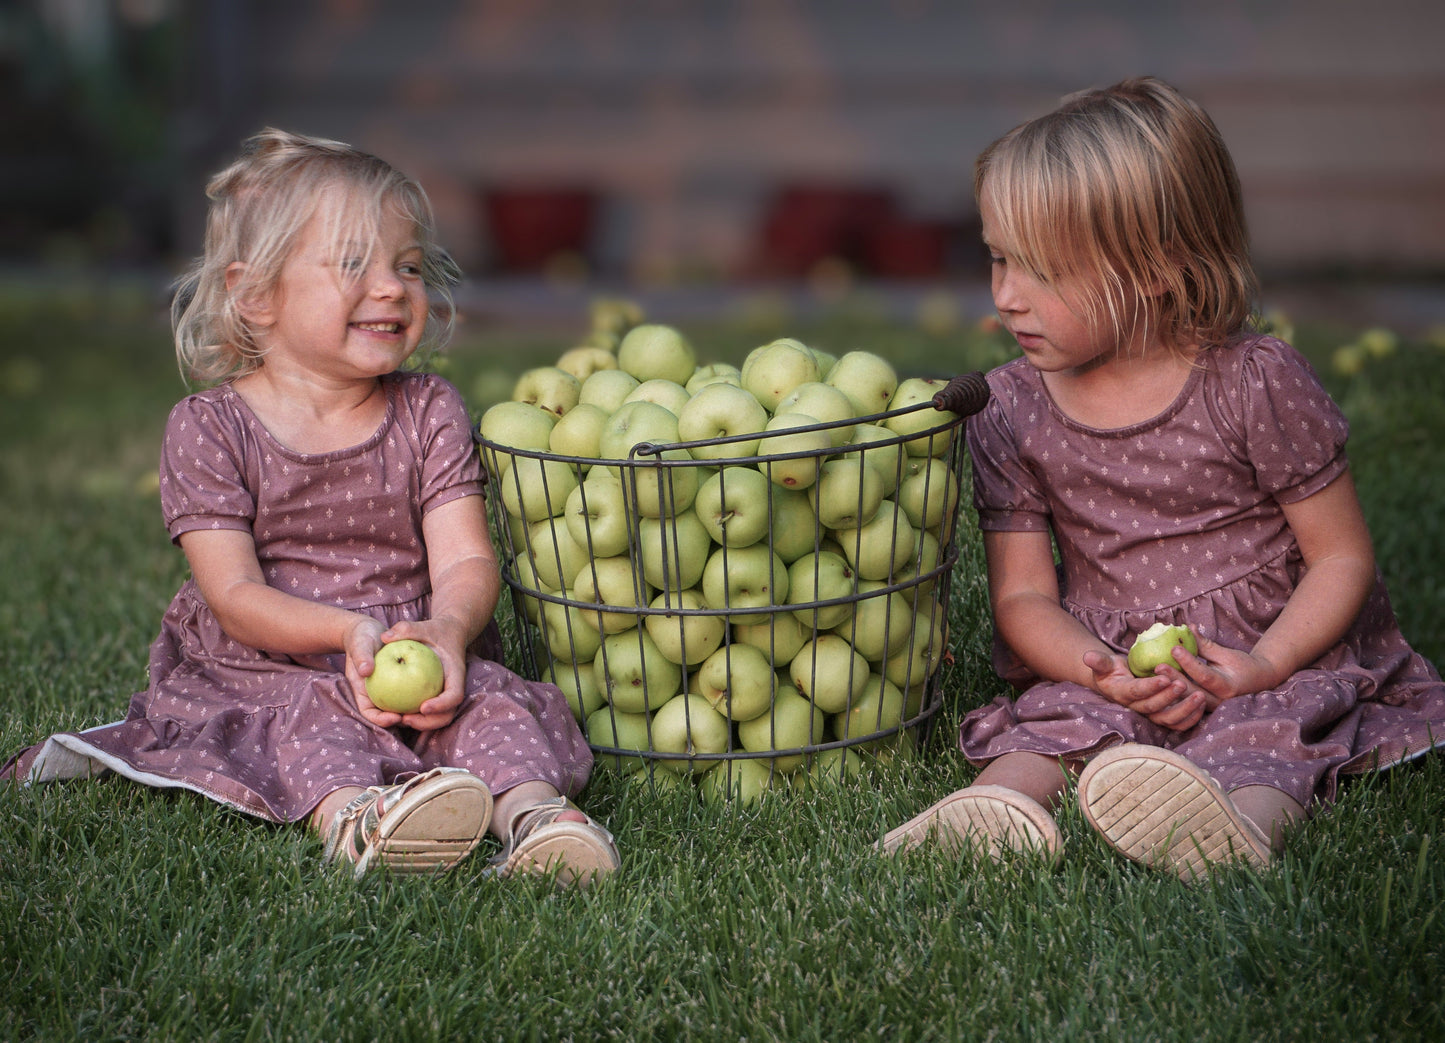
[354,322,403,334]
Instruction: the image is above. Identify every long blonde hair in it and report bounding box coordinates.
[975,77,1257,355]
[171,128,461,385]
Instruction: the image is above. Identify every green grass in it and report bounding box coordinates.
[2,284,1443,1042]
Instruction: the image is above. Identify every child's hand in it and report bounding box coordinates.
[1169,634,1280,704]
[370,617,470,731]
[343,616,410,729]
[1083,649,1209,732]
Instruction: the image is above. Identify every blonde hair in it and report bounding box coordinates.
[172,128,461,385]
[975,77,1257,355]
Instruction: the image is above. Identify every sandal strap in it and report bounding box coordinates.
[490,796,614,866]
[321,768,472,867]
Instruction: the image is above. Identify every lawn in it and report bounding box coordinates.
[2,281,1442,1042]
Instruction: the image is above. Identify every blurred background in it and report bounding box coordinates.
[3,0,1442,331]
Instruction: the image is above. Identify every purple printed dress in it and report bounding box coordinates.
[3,372,593,822]
[960,335,1445,808]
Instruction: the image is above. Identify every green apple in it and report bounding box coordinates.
[809,458,884,530]
[1127,622,1199,677]
[616,323,697,386]
[786,550,857,630]
[594,628,682,714]
[643,587,726,666]
[695,466,773,548]
[767,485,822,564]
[539,595,604,663]
[830,673,907,746]
[620,448,700,521]
[731,611,810,666]
[737,685,825,772]
[623,378,692,417]
[598,400,681,462]
[685,362,743,394]
[834,582,913,662]
[573,555,652,634]
[896,457,960,531]
[579,368,642,413]
[676,382,769,460]
[809,347,837,381]
[831,499,916,582]
[564,470,632,559]
[697,642,775,722]
[555,345,618,382]
[548,402,611,464]
[789,633,871,714]
[892,529,944,598]
[825,350,898,419]
[883,377,957,457]
[774,381,857,447]
[477,401,556,478]
[512,365,582,418]
[884,603,946,689]
[699,757,776,806]
[509,550,554,624]
[526,515,590,590]
[367,639,444,713]
[585,705,653,774]
[755,413,831,491]
[841,422,906,496]
[651,693,732,775]
[500,456,579,523]
[636,512,711,591]
[701,543,788,624]
[807,746,866,785]
[589,297,644,340]
[545,656,605,721]
[741,338,821,411]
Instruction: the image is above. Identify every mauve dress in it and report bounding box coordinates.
[3,372,593,821]
[959,335,1445,808]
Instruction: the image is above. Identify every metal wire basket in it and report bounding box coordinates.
[476,374,985,795]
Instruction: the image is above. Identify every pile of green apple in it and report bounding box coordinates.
[476,303,962,803]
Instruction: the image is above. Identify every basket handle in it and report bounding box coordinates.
[931,371,991,418]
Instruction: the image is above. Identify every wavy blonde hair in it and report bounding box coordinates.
[975,77,1257,356]
[172,128,461,385]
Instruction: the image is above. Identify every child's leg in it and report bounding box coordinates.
[1229,785,1306,854]
[488,780,619,888]
[881,751,1068,859]
[490,780,587,840]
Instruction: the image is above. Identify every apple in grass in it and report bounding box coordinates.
[701,543,788,625]
[883,377,957,457]
[500,456,579,523]
[579,368,642,413]
[786,550,856,630]
[741,338,821,412]
[676,382,769,460]
[832,499,916,582]
[573,555,652,635]
[1127,622,1199,677]
[825,350,898,419]
[696,642,776,722]
[737,685,826,773]
[512,366,582,418]
[585,705,654,774]
[754,413,831,491]
[699,757,777,806]
[548,402,611,465]
[651,693,732,776]
[564,471,632,560]
[643,587,726,666]
[636,511,711,591]
[773,381,857,448]
[623,378,692,417]
[694,466,773,548]
[593,628,682,714]
[616,323,697,386]
[809,458,884,530]
[367,639,445,714]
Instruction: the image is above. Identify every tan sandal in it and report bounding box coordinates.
[1077,744,1272,882]
[879,784,1062,861]
[489,797,619,889]
[322,767,493,880]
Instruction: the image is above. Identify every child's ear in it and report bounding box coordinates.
[225,263,274,326]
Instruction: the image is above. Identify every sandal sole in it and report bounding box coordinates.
[359,772,493,878]
[1077,744,1271,881]
[879,784,1062,861]
[504,820,620,889]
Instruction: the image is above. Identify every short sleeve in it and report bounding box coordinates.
[160,392,257,543]
[965,366,1052,534]
[1236,338,1350,503]
[404,375,485,515]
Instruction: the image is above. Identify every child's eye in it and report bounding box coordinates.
[988,253,1006,267]
[398,261,423,277]
[340,256,367,273]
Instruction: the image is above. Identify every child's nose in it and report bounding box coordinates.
[370,267,405,298]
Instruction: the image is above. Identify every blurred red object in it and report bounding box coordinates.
[483,188,597,273]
